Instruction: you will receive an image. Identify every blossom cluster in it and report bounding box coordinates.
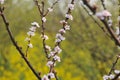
[95,10,112,20]
[45,46,62,70]
[41,34,49,40]
[54,4,74,42]
[103,74,115,80]
[42,46,61,79]
[48,8,53,12]
[47,0,62,14]
[41,2,75,80]
[103,70,120,80]
[25,22,40,48]
[42,72,55,80]
[65,3,74,20]
[68,3,74,10]
[42,17,47,22]
[46,2,74,65]
[80,0,112,23]
[47,46,61,61]
[41,15,48,40]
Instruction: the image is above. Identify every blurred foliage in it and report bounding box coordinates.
[0,0,120,80]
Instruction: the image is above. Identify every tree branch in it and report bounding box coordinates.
[101,20,120,46]
[108,56,119,75]
[0,8,41,80]
[112,73,120,80]
[81,0,120,46]
[80,3,111,39]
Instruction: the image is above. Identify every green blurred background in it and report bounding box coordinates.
[0,0,120,80]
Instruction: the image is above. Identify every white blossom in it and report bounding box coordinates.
[31,22,40,28]
[45,45,51,51]
[59,29,66,33]
[103,75,109,80]
[25,37,30,41]
[109,74,115,79]
[68,4,74,10]
[56,33,65,41]
[29,26,36,32]
[42,75,49,80]
[107,19,112,24]
[28,43,33,48]
[96,10,112,20]
[89,12,93,15]
[27,31,35,36]
[26,22,40,37]
[55,38,62,43]
[60,20,67,24]
[65,14,73,20]
[107,19,112,27]
[96,12,105,20]
[102,10,112,17]
[64,25,70,30]
[54,46,62,54]
[115,27,119,35]
[41,35,49,40]
[103,74,115,80]
[0,0,4,4]
[48,8,53,12]
[114,70,120,74]
[48,51,55,57]
[108,24,112,27]
[42,17,47,22]
[53,55,61,62]
[46,61,54,67]
[47,72,55,79]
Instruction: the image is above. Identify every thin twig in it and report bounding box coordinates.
[34,0,62,79]
[34,0,49,58]
[101,20,120,46]
[50,0,75,79]
[34,0,42,16]
[82,0,120,46]
[81,3,111,39]
[82,0,96,14]
[34,0,60,59]
[41,1,44,15]
[112,73,120,80]
[82,1,120,79]
[108,56,119,75]
[0,8,41,80]
[44,0,59,16]
[25,35,32,57]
